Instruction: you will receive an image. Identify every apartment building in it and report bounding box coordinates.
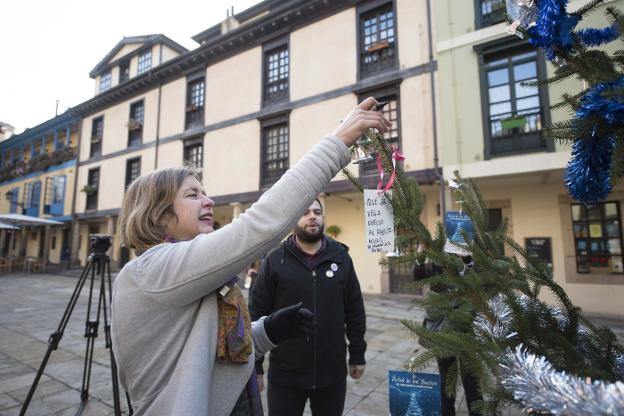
[0,112,80,265]
[435,0,624,316]
[69,0,441,294]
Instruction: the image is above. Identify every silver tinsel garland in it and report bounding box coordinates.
[500,346,624,415]
[472,294,624,414]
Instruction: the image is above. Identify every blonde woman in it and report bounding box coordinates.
[111,97,391,416]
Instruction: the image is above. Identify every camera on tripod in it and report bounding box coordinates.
[89,234,112,254]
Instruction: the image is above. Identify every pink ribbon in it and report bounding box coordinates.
[377,145,406,193]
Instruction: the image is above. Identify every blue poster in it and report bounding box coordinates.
[445,211,474,244]
[389,371,441,416]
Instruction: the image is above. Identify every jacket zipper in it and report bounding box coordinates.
[312,269,317,389]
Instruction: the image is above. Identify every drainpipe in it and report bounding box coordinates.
[154,83,162,169]
[426,0,446,217]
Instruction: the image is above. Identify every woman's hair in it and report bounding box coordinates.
[118,165,201,250]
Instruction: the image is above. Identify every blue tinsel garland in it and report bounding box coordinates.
[528,0,576,60]
[525,0,622,203]
[564,132,614,204]
[576,76,624,124]
[577,24,620,47]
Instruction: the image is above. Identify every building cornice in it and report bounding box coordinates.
[0,113,79,150]
[76,60,436,167]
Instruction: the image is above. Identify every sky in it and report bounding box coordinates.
[0,0,263,134]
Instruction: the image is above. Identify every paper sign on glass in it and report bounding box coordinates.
[364,189,394,254]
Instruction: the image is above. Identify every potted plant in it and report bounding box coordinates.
[326,225,341,239]
[127,119,142,131]
[81,184,98,196]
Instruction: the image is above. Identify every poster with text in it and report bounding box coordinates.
[445,211,474,245]
[389,370,441,416]
[364,189,394,253]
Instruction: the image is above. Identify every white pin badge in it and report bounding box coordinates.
[331,263,338,272]
[325,270,334,278]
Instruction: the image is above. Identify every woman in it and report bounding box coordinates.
[111,97,391,416]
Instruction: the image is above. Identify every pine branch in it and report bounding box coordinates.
[574,0,607,17]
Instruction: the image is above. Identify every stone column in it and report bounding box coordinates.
[18,227,28,257]
[70,220,81,265]
[317,193,327,213]
[106,216,118,262]
[230,202,242,220]
[42,225,52,263]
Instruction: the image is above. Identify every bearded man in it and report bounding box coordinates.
[249,198,366,416]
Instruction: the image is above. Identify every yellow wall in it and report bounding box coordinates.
[75,149,154,214]
[111,43,142,63]
[156,140,184,170]
[159,78,187,138]
[161,44,181,63]
[289,94,357,179]
[476,177,624,317]
[205,48,262,124]
[204,120,261,196]
[397,0,432,68]
[290,9,356,100]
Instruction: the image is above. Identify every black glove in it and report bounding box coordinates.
[263,302,315,344]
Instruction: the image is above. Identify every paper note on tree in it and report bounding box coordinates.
[364,189,395,253]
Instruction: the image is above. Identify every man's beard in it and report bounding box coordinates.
[294,223,324,243]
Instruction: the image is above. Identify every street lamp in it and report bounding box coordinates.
[4,189,24,208]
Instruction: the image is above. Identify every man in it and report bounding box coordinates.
[250,198,367,416]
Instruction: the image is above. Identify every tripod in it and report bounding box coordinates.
[19,235,124,416]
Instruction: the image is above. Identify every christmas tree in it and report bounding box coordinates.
[405,392,424,416]
[343,135,624,415]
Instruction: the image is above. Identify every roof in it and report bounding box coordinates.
[192,0,293,44]
[89,34,189,78]
[0,111,79,150]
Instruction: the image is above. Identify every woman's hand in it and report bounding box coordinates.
[332,97,393,147]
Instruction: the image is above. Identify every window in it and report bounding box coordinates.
[24,181,41,217]
[99,71,112,92]
[261,117,289,187]
[476,0,507,28]
[90,116,104,158]
[8,187,19,214]
[128,101,144,147]
[572,202,623,274]
[183,139,203,181]
[479,41,550,158]
[359,2,397,78]
[44,175,66,216]
[263,41,289,104]
[119,60,130,83]
[86,168,100,211]
[137,50,152,74]
[360,91,400,176]
[185,76,205,130]
[125,157,141,188]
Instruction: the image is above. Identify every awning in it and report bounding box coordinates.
[0,221,19,230]
[0,214,63,227]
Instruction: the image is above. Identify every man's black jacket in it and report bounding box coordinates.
[249,235,366,389]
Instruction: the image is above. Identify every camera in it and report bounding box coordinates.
[89,234,112,254]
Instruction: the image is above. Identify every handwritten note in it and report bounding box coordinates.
[364,189,395,254]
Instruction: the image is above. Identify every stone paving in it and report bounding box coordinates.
[0,272,622,416]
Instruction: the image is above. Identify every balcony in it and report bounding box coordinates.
[488,108,548,156]
[0,147,76,183]
[185,105,204,130]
